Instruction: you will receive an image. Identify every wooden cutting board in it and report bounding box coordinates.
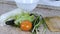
[44,16,60,32]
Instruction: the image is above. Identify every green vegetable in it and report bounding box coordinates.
[5,12,47,34]
[31,15,47,34]
[14,13,34,25]
[31,15,42,34]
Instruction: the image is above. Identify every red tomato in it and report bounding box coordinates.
[20,20,32,31]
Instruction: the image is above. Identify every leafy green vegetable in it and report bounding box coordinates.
[14,13,35,25]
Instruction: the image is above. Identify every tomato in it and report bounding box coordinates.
[20,20,32,31]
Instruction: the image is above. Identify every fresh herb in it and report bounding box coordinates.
[31,15,43,34]
[31,15,47,34]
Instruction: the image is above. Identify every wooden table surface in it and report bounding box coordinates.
[0,1,60,34]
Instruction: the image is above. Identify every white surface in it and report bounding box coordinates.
[15,0,39,11]
[15,0,39,4]
[16,3,37,11]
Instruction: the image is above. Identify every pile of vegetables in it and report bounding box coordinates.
[5,12,47,34]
